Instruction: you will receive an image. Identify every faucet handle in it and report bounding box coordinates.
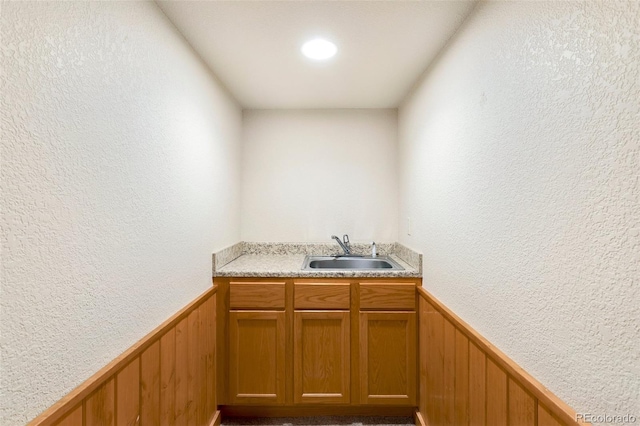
[343,234,350,245]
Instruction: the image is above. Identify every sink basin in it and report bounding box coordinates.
[302,255,404,271]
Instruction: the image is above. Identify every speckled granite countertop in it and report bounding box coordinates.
[212,242,422,278]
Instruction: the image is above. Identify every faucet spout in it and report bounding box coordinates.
[331,235,351,255]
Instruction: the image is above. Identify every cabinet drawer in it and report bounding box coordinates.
[359,283,415,310]
[294,283,350,309]
[230,281,285,309]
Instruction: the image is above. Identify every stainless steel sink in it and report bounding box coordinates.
[302,255,404,271]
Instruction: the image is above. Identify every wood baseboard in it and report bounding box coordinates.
[220,405,415,418]
[209,410,222,426]
[413,410,427,426]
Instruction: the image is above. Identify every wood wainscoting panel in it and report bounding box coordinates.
[454,328,470,425]
[204,295,217,417]
[424,301,443,425]
[28,286,218,426]
[539,403,565,426]
[510,377,536,426]
[85,379,114,426]
[486,357,508,426]
[188,308,201,424]
[141,340,161,425]
[443,320,456,425]
[160,328,176,425]
[52,405,82,426]
[418,298,429,421]
[175,316,190,424]
[116,358,140,425]
[469,342,486,426]
[416,287,588,426]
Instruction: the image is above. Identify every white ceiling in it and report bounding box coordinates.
[157,1,477,109]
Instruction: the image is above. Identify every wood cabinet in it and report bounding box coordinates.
[294,311,350,404]
[229,310,286,405]
[293,283,351,404]
[227,281,287,405]
[357,282,417,405]
[359,283,416,310]
[216,277,419,412]
[360,311,416,405]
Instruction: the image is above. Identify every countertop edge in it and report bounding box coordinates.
[212,242,423,278]
[214,271,422,278]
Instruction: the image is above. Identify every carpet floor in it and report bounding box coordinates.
[222,416,414,426]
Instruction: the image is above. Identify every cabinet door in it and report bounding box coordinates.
[294,311,350,404]
[360,311,416,405]
[229,311,286,405]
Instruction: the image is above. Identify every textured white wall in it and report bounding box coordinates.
[399,0,639,419]
[0,2,241,424]
[241,109,398,243]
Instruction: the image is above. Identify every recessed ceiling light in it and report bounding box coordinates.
[301,38,337,61]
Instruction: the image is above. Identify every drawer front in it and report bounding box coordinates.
[230,282,286,309]
[359,283,416,310]
[294,283,350,309]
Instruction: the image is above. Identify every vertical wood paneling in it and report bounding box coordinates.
[415,289,586,426]
[443,320,456,425]
[85,379,114,426]
[425,301,443,425]
[28,287,217,426]
[207,294,217,415]
[418,298,429,420]
[200,297,212,420]
[187,309,200,425]
[175,317,189,424]
[455,329,469,426]
[141,340,160,425]
[538,404,564,426]
[160,328,176,426]
[509,377,536,426]
[486,358,507,426]
[116,358,140,426]
[198,302,208,425]
[468,342,485,426]
[53,405,82,426]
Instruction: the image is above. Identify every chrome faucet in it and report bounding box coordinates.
[331,234,351,255]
